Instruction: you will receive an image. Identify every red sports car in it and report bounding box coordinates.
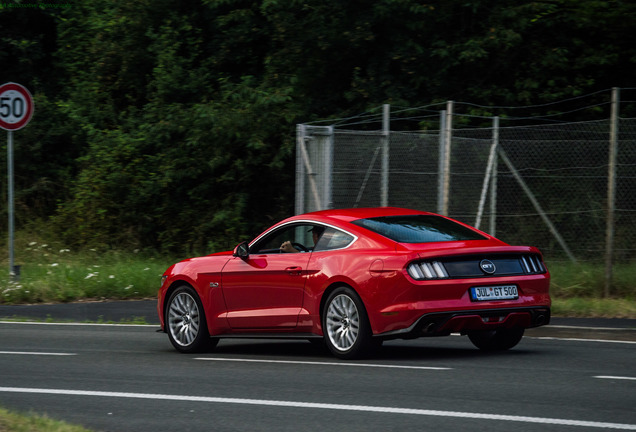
[158,207,550,359]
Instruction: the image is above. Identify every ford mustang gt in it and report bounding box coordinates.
[158,207,550,359]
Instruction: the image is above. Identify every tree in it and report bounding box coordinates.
[2,0,635,253]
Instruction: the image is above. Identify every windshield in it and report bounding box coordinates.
[351,215,487,243]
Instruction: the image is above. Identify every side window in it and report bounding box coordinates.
[313,227,355,252]
[251,224,315,254]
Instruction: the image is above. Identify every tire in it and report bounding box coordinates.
[468,327,525,351]
[166,285,217,353]
[322,286,374,360]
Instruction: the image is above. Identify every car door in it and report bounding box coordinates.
[220,223,315,329]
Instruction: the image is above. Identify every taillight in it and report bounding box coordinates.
[407,261,449,280]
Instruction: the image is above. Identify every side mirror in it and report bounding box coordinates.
[233,241,249,259]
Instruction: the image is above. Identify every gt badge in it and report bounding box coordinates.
[479,259,496,275]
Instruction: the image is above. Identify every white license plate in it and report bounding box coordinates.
[470,285,518,301]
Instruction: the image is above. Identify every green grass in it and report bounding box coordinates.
[548,260,636,318]
[548,261,636,299]
[551,297,636,318]
[0,239,173,304]
[1,235,635,318]
[0,407,92,432]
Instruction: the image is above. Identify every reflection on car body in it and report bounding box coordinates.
[158,207,551,359]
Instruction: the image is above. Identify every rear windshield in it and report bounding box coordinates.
[351,215,487,243]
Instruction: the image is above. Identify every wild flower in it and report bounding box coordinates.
[85,272,98,279]
[50,263,59,267]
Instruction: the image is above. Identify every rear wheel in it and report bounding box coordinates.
[166,285,218,353]
[468,327,525,351]
[322,287,374,359]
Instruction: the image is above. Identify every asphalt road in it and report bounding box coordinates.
[0,305,635,431]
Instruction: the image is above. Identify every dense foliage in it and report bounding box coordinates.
[1,0,634,254]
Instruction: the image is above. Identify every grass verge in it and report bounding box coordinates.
[0,239,634,318]
[0,241,172,304]
[551,298,636,318]
[549,260,636,318]
[0,407,91,432]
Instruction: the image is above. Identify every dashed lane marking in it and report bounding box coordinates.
[0,351,76,356]
[195,357,451,370]
[594,375,636,381]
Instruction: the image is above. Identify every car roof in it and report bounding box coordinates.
[299,207,432,224]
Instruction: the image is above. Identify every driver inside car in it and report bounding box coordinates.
[280,226,325,253]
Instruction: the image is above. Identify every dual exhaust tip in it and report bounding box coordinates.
[419,309,550,335]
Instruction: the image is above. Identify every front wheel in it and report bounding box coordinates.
[468,327,525,351]
[322,287,374,359]
[166,285,217,353]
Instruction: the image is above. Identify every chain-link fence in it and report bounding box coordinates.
[296,88,636,266]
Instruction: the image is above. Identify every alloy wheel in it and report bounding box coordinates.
[325,293,361,352]
[168,291,201,347]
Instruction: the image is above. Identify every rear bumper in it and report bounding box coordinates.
[376,306,550,340]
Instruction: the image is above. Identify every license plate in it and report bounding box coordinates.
[470,285,518,301]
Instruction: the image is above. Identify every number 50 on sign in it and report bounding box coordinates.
[0,82,34,131]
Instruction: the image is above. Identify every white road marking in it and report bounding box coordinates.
[594,375,636,381]
[0,351,76,356]
[0,321,150,327]
[0,387,634,430]
[194,357,451,370]
[530,336,636,344]
[549,325,635,331]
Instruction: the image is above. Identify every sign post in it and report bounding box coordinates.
[0,82,34,280]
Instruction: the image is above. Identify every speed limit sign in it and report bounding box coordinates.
[0,82,34,131]
[2,82,34,280]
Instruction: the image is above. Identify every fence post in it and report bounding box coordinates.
[295,124,305,215]
[325,126,334,209]
[490,134,498,237]
[381,104,390,207]
[437,110,447,214]
[605,87,619,297]
[441,101,453,216]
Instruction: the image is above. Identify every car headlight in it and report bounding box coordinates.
[407,261,449,280]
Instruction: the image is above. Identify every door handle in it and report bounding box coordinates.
[286,266,303,276]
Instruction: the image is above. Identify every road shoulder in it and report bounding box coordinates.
[1,300,635,341]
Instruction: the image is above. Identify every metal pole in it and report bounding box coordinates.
[7,130,15,280]
[437,110,446,214]
[299,136,322,212]
[442,101,454,216]
[490,139,498,237]
[295,124,306,215]
[381,104,390,207]
[325,126,334,209]
[605,87,619,298]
